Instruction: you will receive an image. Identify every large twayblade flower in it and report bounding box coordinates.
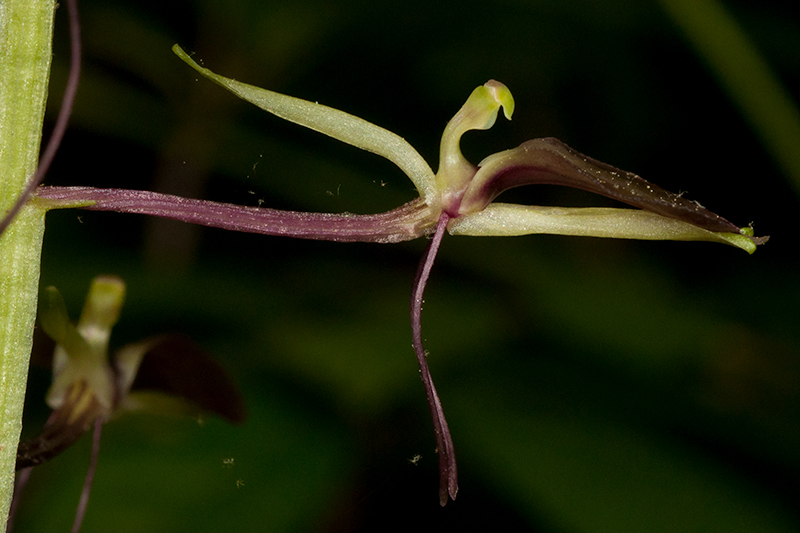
[33,45,766,505]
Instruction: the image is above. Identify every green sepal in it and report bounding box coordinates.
[448,204,760,254]
[39,286,91,361]
[172,44,436,200]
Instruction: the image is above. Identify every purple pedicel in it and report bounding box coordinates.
[36,186,434,243]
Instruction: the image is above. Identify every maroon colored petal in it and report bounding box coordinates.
[120,334,247,424]
[459,137,741,234]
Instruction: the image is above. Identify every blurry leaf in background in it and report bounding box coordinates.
[658,0,800,196]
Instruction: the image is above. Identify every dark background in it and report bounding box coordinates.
[14,0,799,531]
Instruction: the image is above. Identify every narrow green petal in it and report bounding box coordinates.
[39,286,90,358]
[117,391,200,420]
[172,45,436,200]
[448,203,758,254]
[114,337,156,399]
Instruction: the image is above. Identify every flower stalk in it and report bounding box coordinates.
[33,187,435,243]
[0,0,57,522]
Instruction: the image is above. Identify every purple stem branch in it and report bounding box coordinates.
[35,186,433,243]
[71,417,103,533]
[410,212,457,506]
[5,468,32,533]
[0,0,81,237]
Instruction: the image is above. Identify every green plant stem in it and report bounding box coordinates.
[0,0,56,524]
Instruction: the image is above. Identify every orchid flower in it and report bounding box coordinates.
[15,276,245,529]
[19,275,246,471]
[32,44,766,506]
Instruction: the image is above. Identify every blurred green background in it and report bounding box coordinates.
[13,0,799,531]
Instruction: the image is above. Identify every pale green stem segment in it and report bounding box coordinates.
[448,203,757,254]
[435,80,514,197]
[0,207,46,518]
[0,0,56,523]
[172,45,437,200]
[41,277,125,414]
